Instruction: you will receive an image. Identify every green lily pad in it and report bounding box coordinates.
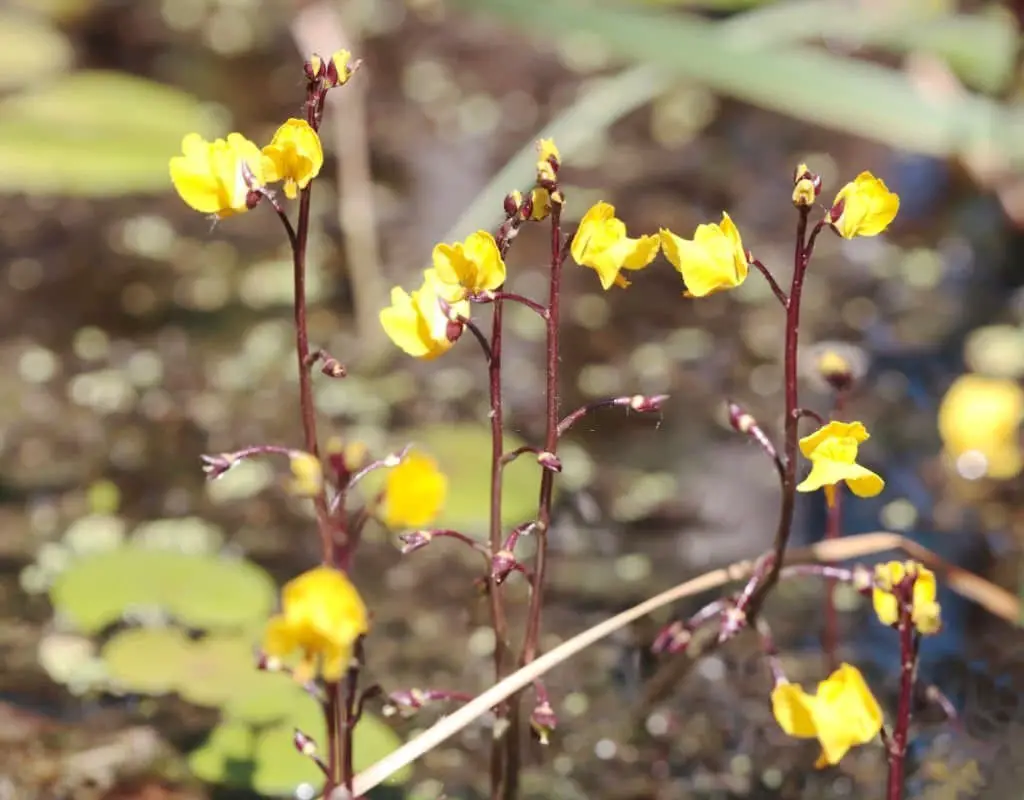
[50,548,275,634]
[101,627,191,695]
[222,669,311,726]
[0,70,218,197]
[175,634,257,708]
[188,720,258,786]
[0,11,72,92]
[364,423,546,534]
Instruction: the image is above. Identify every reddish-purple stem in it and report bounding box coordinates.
[887,584,920,800]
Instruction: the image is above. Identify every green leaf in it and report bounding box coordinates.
[0,70,219,197]
[0,10,73,92]
[101,627,191,695]
[456,0,1024,164]
[50,549,276,634]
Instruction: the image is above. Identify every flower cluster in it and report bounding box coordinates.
[169,118,324,217]
[872,560,942,635]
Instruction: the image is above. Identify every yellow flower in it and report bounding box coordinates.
[771,663,883,767]
[570,202,660,290]
[796,420,885,504]
[263,566,369,682]
[938,374,1024,479]
[169,132,265,216]
[432,230,506,295]
[382,451,447,529]
[530,187,552,221]
[380,269,470,359]
[872,561,942,635]
[261,118,324,200]
[659,212,748,297]
[287,451,323,498]
[829,171,899,238]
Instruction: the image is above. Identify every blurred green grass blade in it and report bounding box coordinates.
[455,0,1024,163]
[444,63,671,241]
[722,0,1017,93]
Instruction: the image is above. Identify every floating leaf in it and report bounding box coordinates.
[363,424,546,533]
[221,668,309,726]
[50,549,275,634]
[0,70,219,197]
[0,11,73,92]
[187,720,258,786]
[176,634,257,708]
[102,627,191,695]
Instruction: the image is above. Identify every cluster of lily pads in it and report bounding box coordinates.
[24,512,407,796]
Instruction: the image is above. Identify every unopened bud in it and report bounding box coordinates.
[528,187,549,221]
[287,451,324,498]
[398,530,433,554]
[325,49,356,88]
[530,700,557,746]
[385,688,426,716]
[491,549,517,584]
[792,162,821,208]
[536,451,562,472]
[255,652,284,672]
[726,401,757,434]
[804,341,868,394]
[627,394,668,413]
[445,318,464,343]
[305,54,327,82]
[200,452,236,479]
[321,357,347,378]
[504,190,523,217]
[293,729,318,757]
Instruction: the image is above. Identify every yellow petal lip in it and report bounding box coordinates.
[830,171,899,239]
[771,663,882,767]
[659,212,748,297]
[571,202,659,291]
[796,420,884,498]
[382,450,447,529]
[871,561,942,634]
[380,269,470,359]
[261,118,324,196]
[261,566,368,683]
[169,131,264,216]
[431,230,506,295]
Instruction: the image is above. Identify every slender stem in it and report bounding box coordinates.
[487,291,513,800]
[460,314,495,364]
[750,258,788,307]
[557,394,667,438]
[746,208,812,618]
[342,660,360,794]
[325,682,341,794]
[887,604,919,800]
[521,200,564,665]
[471,290,549,319]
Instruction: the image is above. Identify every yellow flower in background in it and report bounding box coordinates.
[380,269,469,359]
[382,451,447,529]
[169,132,265,216]
[938,374,1024,479]
[772,663,883,767]
[261,118,324,199]
[873,561,942,635]
[659,212,748,297]
[829,172,899,238]
[571,202,660,290]
[432,230,506,295]
[287,451,323,498]
[796,420,884,504]
[263,566,369,682]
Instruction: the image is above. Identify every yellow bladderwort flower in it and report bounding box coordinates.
[261,118,324,200]
[536,138,560,185]
[169,132,265,216]
[263,566,369,682]
[771,663,883,767]
[872,561,942,635]
[382,451,447,529]
[829,171,899,238]
[659,212,748,297]
[937,373,1024,479]
[432,230,506,296]
[796,420,885,505]
[571,202,660,290]
[287,451,323,498]
[379,269,470,359]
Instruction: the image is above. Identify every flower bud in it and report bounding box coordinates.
[445,318,464,343]
[651,620,692,655]
[325,49,355,87]
[792,162,821,208]
[530,700,557,746]
[627,394,668,413]
[305,54,327,82]
[504,190,523,217]
[294,728,318,757]
[491,549,517,584]
[200,452,236,479]
[398,530,433,554]
[726,400,757,434]
[803,341,868,394]
[536,451,562,473]
[321,357,347,378]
